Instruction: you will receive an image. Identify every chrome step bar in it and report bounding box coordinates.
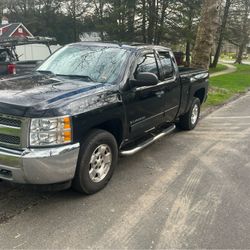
[120,124,176,156]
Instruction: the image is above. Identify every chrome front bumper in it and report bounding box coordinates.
[0,143,80,184]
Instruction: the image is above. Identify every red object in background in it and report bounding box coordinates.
[174,52,184,66]
[12,28,31,38]
[7,64,16,75]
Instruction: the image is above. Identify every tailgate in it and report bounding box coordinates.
[16,61,38,75]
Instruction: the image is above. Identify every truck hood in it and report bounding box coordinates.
[0,74,119,117]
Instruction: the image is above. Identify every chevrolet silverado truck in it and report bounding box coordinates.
[0,42,209,194]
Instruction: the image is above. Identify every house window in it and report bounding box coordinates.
[18,27,23,33]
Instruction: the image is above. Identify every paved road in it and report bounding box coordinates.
[1,93,250,249]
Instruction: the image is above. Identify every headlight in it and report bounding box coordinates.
[30,116,72,147]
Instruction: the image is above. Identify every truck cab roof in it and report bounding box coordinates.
[71,41,171,52]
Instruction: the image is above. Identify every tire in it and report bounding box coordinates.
[72,129,118,195]
[178,98,201,130]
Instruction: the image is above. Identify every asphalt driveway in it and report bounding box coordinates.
[0,93,250,249]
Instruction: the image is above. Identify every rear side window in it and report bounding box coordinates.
[159,52,174,79]
[135,54,159,77]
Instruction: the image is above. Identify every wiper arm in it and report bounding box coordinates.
[37,70,55,76]
[56,74,94,82]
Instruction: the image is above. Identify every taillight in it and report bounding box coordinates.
[7,64,16,75]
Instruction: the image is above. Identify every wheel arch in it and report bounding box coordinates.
[92,119,124,147]
[73,116,125,148]
[194,88,206,104]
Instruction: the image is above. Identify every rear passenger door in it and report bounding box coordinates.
[157,51,181,122]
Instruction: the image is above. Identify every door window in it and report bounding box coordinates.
[158,52,174,79]
[135,54,159,78]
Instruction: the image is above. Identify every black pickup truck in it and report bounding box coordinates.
[0,42,208,194]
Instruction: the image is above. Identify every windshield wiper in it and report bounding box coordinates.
[56,74,94,82]
[37,70,55,76]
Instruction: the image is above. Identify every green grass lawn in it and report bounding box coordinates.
[209,64,228,74]
[205,64,250,107]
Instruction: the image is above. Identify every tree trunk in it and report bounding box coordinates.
[73,0,77,42]
[185,41,191,66]
[236,40,246,64]
[100,0,105,41]
[235,0,249,64]
[212,0,231,68]
[155,0,168,45]
[94,0,105,41]
[142,0,147,43]
[147,0,156,43]
[191,0,220,70]
[127,0,136,41]
[185,11,193,67]
[153,0,159,43]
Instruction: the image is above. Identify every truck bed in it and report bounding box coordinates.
[16,60,39,75]
[178,66,207,76]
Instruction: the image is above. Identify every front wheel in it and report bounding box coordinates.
[72,129,118,194]
[178,98,201,130]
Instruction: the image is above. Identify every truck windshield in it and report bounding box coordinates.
[37,45,129,84]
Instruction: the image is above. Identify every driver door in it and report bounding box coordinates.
[123,51,167,139]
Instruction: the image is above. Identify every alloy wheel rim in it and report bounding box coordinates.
[89,144,112,183]
[191,104,199,125]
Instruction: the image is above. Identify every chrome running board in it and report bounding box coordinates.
[120,124,176,156]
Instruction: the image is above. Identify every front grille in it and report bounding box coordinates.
[0,114,23,148]
[0,117,21,128]
[0,134,20,145]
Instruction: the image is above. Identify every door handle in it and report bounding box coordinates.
[155,91,164,98]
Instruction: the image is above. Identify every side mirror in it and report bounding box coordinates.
[131,72,159,88]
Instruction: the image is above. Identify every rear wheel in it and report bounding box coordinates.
[72,129,118,194]
[178,98,201,130]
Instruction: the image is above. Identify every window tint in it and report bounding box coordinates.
[135,54,158,77]
[159,52,174,79]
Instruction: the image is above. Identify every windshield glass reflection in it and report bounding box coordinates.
[37,45,129,84]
